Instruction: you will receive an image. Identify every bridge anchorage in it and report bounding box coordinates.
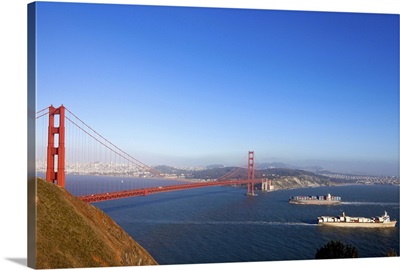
[39,105,272,202]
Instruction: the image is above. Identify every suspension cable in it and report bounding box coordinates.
[65,114,161,176]
[64,107,161,176]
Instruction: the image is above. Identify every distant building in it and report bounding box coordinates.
[262,179,274,191]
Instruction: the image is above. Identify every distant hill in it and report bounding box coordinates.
[36,178,158,269]
[190,167,246,180]
[153,165,187,174]
[256,162,294,169]
[261,168,334,189]
[206,164,226,169]
[256,162,324,172]
[183,166,335,189]
[153,164,345,190]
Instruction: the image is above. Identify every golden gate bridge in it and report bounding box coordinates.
[36,105,271,203]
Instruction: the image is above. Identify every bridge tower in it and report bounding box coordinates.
[46,105,65,187]
[247,151,256,196]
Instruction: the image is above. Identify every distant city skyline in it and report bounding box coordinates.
[35,2,399,176]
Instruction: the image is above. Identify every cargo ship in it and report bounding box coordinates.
[318,211,397,228]
[289,193,341,205]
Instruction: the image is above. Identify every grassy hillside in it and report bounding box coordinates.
[36,177,158,269]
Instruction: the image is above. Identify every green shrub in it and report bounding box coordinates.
[315,240,358,259]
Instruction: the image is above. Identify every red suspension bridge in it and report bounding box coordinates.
[36,105,271,203]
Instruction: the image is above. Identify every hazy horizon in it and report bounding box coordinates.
[143,155,398,176]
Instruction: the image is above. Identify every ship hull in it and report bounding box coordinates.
[289,199,341,205]
[289,194,341,205]
[318,221,397,228]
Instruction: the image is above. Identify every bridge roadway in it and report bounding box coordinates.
[78,179,264,203]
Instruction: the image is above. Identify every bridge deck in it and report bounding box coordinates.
[78,179,264,203]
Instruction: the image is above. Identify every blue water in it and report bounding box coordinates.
[87,183,400,265]
[37,172,181,196]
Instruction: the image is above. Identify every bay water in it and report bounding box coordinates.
[88,183,399,265]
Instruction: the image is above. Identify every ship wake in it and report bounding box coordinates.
[134,219,318,226]
[342,202,398,206]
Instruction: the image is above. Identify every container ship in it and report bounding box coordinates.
[289,193,341,205]
[318,211,397,228]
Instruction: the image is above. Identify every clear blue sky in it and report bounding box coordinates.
[35,2,399,175]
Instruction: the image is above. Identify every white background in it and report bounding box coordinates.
[0,1,399,269]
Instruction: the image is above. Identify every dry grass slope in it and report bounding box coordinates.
[36,178,158,269]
